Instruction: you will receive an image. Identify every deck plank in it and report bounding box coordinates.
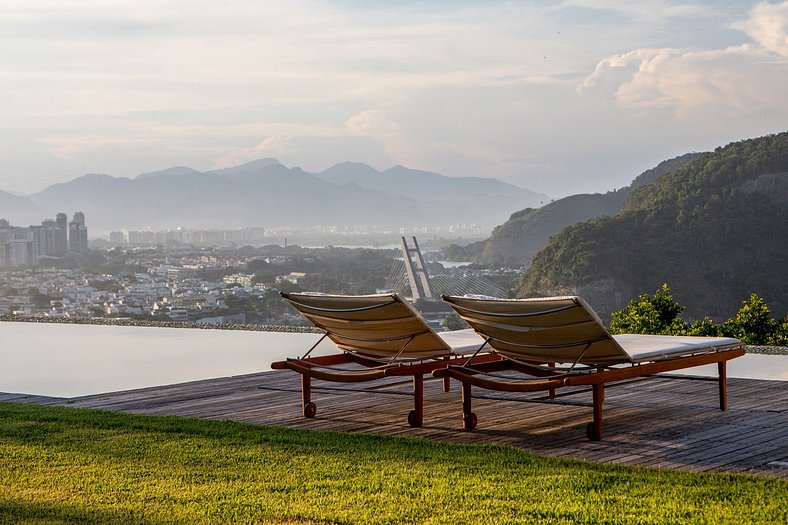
[3,371,786,479]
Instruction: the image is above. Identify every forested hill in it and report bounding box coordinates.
[474,153,700,265]
[517,132,788,320]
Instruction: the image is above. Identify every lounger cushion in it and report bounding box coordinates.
[436,329,487,355]
[614,334,743,363]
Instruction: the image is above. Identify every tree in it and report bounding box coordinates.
[772,316,788,346]
[686,317,720,337]
[722,294,777,345]
[609,284,686,335]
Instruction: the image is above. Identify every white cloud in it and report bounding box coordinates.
[578,2,788,118]
[731,0,788,56]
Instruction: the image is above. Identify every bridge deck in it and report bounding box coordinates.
[4,371,787,479]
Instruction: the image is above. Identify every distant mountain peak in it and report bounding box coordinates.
[229,158,281,170]
[332,161,375,169]
[136,166,201,180]
[70,173,128,185]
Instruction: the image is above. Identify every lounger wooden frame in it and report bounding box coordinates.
[271,292,499,427]
[435,295,746,440]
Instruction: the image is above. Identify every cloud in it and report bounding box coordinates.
[578,1,788,118]
[212,135,296,169]
[557,0,710,21]
[731,0,788,56]
[344,108,419,166]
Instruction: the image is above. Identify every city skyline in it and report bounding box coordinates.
[0,211,88,268]
[1,1,787,197]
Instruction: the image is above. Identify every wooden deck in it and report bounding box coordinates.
[3,371,787,479]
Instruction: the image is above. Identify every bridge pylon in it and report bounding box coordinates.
[400,236,435,301]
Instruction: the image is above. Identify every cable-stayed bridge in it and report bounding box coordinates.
[382,237,506,300]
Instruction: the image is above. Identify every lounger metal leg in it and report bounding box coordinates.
[587,383,604,441]
[408,375,424,427]
[462,382,477,430]
[302,375,316,418]
[718,361,727,411]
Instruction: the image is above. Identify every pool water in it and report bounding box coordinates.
[1,322,785,398]
[1,322,335,397]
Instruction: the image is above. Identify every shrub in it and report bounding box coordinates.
[609,284,686,335]
[610,286,785,345]
[687,317,721,337]
[722,294,778,345]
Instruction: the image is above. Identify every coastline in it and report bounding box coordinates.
[1,315,785,355]
[0,315,320,334]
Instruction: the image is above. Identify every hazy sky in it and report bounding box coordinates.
[1,1,787,197]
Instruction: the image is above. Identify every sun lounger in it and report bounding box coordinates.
[434,295,746,440]
[271,292,498,426]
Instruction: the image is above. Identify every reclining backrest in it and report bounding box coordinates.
[442,295,631,365]
[282,292,453,359]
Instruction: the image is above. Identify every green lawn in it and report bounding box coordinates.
[0,402,785,524]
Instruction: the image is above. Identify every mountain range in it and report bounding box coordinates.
[0,160,548,233]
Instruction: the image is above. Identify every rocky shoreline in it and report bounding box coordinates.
[1,315,785,355]
[745,345,788,356]
[0,315,321,334]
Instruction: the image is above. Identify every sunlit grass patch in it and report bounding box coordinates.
[0,402,785,524]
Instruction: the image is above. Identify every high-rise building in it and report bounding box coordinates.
[32,213,69,259]
[109,231,126,245]
[34,219,57,258]
[54,213,68,255]
[68,212,88,254]
[0,227,37,267]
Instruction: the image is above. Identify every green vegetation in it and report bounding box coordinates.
[479,192,628,266]
[466,153,700,267]
[0,403,785,524]
[610,284,788,345]
[518,133,788,319]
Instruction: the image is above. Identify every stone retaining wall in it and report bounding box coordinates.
[0,315,321,334]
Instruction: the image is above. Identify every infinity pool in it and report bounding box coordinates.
[1,322,785,397]
[1,322,335,397]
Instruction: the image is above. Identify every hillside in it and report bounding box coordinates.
[0,189,44,225]
[24,160,547,232]
[475,153,700,266]
[516,132,788,319]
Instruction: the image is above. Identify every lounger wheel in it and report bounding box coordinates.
[463,412,478,431]
[303,402,317,418]
[586,422,600,441]
[407,410,423,428]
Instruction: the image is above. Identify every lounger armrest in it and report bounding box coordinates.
[434,365,567,393]
[564,347,746,386]
[271,353,355,370]
[283,359,388,382]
